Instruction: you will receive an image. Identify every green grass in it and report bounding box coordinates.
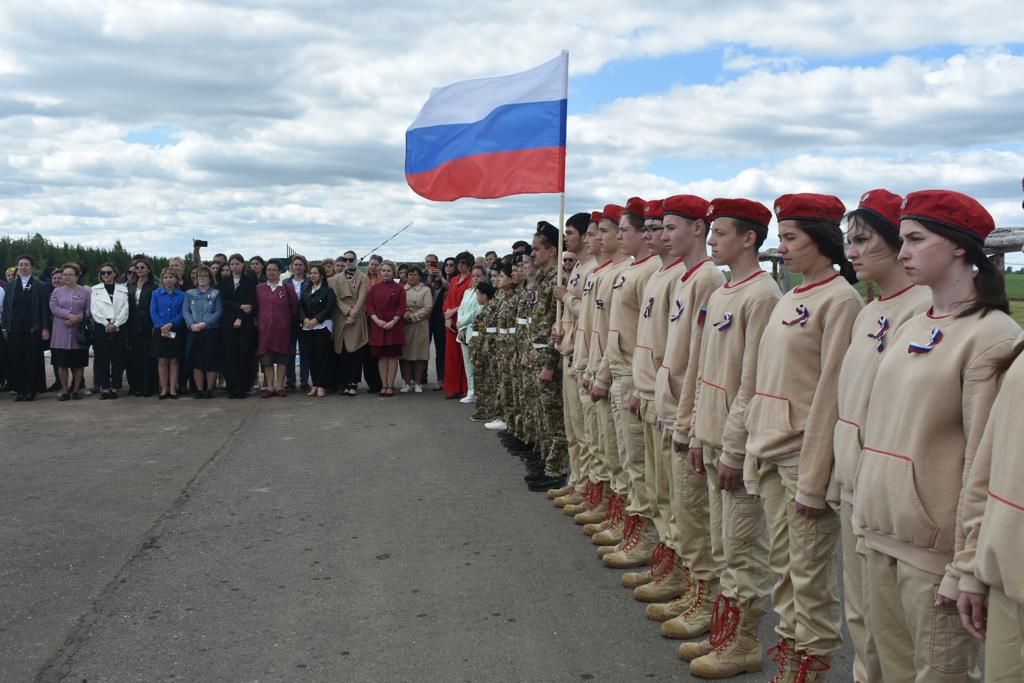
[1010,301,1024,326]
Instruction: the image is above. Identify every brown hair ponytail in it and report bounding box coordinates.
[793,219,858,285]
[917,219,1009,318]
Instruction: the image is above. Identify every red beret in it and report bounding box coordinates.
[623,196,647,219]
[662,194,710,221]
[706,198,772,229]
[774,193,846,224]
[643,200,664,221]
[851,189,902,230]
[901,190,995,244]
[602,204,624,225]
[590,211,603,225]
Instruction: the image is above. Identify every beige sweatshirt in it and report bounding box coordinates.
[586,256,633,384]
[855,308,1020,598]
[632,258,688,401]
[558,258,597,357]
[744,275,863,508]
[832,284,931,506]
[595,254,660,389]
[572,259,607,373]
[957,335,1024,601]
[690,271,782,470]
[654,259,725,430]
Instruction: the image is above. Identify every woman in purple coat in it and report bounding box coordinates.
[49,262,92,400]
[366,261,406,397]
[256,260,298,397]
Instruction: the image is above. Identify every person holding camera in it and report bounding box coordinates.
[90,263,130,399]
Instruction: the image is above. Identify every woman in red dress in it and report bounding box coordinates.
[442,251,474,398]
[366,261,407,397]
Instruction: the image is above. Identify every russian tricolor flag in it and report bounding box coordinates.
[405,52,568,202]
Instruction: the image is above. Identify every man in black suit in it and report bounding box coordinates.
[3,255,52,401]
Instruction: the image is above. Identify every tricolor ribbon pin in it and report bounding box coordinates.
[670,299,685,322]
[867,315,890,352]
[697,306,708,327]
[908,327,943,354]
[642,297,654,319]
[782,304,810,327]
[713,312,733,332]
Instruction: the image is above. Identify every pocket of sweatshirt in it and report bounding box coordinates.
[856,448,940,548]
[695,379,729,444]
[744,393,798,451]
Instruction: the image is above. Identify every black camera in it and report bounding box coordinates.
[193,239,209,248]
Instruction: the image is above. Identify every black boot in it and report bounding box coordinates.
[528,474,567,492]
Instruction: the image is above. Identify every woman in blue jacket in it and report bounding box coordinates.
[183,265,223,399]
[150,267,186,399]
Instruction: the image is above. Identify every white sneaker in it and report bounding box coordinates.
[484,419,507,430]
[399,384,412,393]
[459,392,476,404]
[413,384,423,393]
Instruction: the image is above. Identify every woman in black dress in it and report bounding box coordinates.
[218,253,257,398]
[126,259,158,396]
[299,264,336,397]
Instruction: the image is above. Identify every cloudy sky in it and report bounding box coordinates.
[2,1,1024,264]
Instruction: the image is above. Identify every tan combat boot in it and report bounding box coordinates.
[645,568,694,621]
[553,490,583,508]
[563,480,596,516]
[603,516,657,568]
[661,579,715,639]
[574,484,610,525]
[584,494,623,536]
[634,554,688,602]
[621,541,669,588]
[788,652,831,683]
[688,597,766,678]
[547,483,574,500]
[765,640,798,683]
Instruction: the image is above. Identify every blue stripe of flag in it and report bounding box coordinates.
[405,99,566,176]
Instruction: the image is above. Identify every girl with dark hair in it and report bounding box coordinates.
[831,190,931,682]
[126,259,158,396]
[249,256,266,283]
[854,190,1019,682]
[441,251,474,398]
[183,266,223,398]
[90,262,130,399]
[744,194,863,680]
[299,264,336,398]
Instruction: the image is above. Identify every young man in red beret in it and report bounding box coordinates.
[647,195,726,640]
[576,204,633,526]
[593,197,663,568]
[677,198,783,677]
[620,199,692,601]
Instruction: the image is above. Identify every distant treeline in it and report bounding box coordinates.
[0,233,175,283]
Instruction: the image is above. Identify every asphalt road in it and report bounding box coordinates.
[2,382,857,682]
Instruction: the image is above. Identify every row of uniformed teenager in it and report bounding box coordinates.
[543,189,1021,681]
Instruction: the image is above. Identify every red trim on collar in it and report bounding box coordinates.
[877,284,917,302]
[631,253,657,267]
[681,258,712,283]
[724,270,765,289]
[592,259,614,273]
[793,273,841,294]
[660,257,685,272]
[926,307,954,320]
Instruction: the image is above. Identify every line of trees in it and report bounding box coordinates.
[0,234,175,283]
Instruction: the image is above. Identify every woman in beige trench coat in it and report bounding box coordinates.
[329,252,369,396]
[400,266,433,392]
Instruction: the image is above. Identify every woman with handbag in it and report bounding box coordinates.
[150,267,186,399]
[90,263,130,399]
[49,262,92,400]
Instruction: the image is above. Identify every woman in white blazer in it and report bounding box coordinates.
[90,263,130,398]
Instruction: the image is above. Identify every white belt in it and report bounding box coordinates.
[499,328,509,335]
[509,326,517,333]
[517,317,528,325]
[532,343,549,349]
[485,327,497,333]
[527,316,533,324]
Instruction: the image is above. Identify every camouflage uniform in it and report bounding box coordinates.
[468,295,495,419]
[526,265,567,476]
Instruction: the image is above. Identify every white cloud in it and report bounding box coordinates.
[0,0,1023,262]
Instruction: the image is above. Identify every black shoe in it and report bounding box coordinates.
[528,475,567,492]
[71,391,82,400]
[100,391,110,400]
[25,393,35,401]
[470,413,490,422]
[205,390,214,399]
[58,393,70,402]
[109,390,119,399]
[300,383,310,392]
[14,394,24,402]
[49,381,61,392]
[194,391,204,399]
[524,468,547,483]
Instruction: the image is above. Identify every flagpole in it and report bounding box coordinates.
[555,49,568,328]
